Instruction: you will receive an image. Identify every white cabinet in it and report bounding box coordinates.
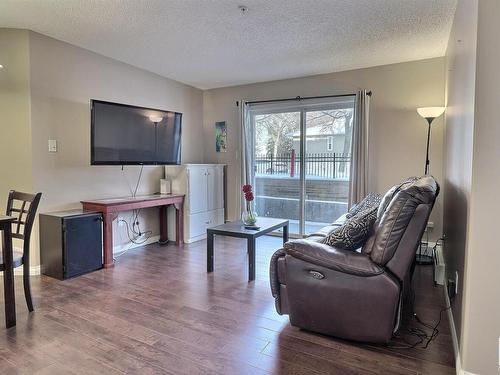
[189,211,210,239]
[187,166,208,214]
[165,164,225,243]
[208,166,224,211]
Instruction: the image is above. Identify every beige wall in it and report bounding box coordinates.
[203,58,445,241]
[443,0,477,356]
[0,29,33,211]
[27,32,203,265]
[444,1,500,373]
[460,1,500,373]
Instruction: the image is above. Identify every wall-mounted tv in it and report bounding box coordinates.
[91,100,182,165]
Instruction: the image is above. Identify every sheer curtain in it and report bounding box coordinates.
[349,90,371,207]
[239,100,253,214]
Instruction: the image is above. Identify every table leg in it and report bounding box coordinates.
[3,225,16,328]
[159,205,169,245]
[207,232,214,273]
[174,202,184,245]
[103,213,116,268]
[248,237,256,281]
[283,223,289,245]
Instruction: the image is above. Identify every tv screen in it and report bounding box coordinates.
[91,100,182,165]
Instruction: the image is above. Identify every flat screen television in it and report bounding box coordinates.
[91,100,182,165]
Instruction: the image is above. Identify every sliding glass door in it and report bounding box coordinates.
[253,110,301,234]
[251,96,355,236]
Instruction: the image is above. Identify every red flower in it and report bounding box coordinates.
[244,191,254,201]
[242,184,252,193]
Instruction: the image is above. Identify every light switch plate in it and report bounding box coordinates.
[48,139,57,152]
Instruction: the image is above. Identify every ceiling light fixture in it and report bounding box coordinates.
[238,5,248,14]
[0,64,4,69]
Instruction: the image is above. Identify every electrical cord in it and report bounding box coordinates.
[114,217,152,260]
[115,164,152,259]
[118,219,151,245]
[133,165,144,198]
[122,166,135,197]
[122,164,144,197]
[387,289,453,350]
[129,165,149,236]
[388,330,425,349]
[131,209,142,235]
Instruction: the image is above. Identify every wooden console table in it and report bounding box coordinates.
[81,194,184,268]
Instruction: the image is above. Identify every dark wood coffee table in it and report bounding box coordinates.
[207,218,289,281]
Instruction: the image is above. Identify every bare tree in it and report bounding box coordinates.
[255,112,299,156]
[310,109,353,154]
[255,108,353,156]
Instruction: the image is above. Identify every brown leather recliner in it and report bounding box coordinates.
[269,176,440,343]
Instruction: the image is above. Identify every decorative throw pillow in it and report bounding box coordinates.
[322,206,378,251]
[346,192,382,219]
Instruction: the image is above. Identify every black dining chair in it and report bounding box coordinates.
[1,190,42,311]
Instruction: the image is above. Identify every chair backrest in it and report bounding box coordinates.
[361,176,439,281]
[5,191,42,261]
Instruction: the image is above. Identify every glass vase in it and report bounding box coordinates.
[242,202,258,226]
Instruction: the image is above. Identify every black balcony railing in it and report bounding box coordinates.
[255,152,351,179]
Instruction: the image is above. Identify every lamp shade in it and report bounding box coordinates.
[417,107,445,119]
[149,115,163,123]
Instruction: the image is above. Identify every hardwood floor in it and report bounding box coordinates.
[0,236,455,374]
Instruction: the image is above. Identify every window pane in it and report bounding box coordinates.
[254,112,301,235]
[304,108,353,234]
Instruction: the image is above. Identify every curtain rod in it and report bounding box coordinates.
[241,91,371,106]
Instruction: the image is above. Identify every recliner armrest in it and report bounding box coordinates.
[284,239,384,277]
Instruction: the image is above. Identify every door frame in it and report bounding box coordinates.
[249,96,355,237]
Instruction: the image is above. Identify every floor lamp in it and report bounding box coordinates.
[416,106,445,265]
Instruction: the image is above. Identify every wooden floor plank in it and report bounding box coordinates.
[0,235,455,374]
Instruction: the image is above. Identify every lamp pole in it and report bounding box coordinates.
[416,117,435,265]
[418,115,436,265]
[424,117,434,175]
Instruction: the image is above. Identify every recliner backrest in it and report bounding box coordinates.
[361,176,439,275]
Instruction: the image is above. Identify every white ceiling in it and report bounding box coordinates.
[0,0,456,90]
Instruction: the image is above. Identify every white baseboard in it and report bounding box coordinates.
[185,233,206,244]
[445,288,461,375]
[455,351,478,375]
[444,274,478,375]
[2,237,160,277]
[0,265,42,276]
[113,234,160,255]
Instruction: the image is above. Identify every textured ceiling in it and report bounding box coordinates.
[0,0,456,89]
